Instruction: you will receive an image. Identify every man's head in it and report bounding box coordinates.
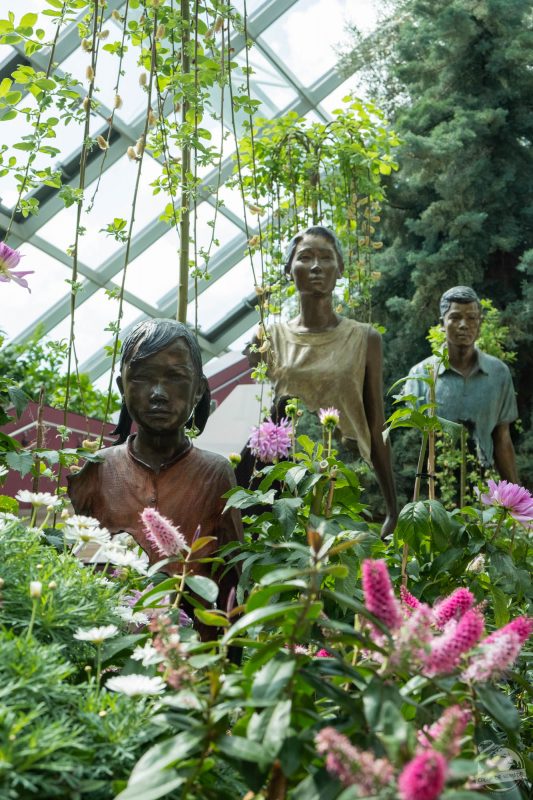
[114,319,211,441]
[439,286,482,349]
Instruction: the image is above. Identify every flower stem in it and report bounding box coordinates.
[27,599,38,639]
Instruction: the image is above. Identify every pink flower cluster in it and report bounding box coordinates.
[141,507,187,558]
[479,479,533,525]
[316,705,462,800]
[315,727,394,793]
[248,417,292,463]
[361,560,532,680]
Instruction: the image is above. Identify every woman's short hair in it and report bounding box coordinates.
[113,318,211,443]
[284,225,345,275]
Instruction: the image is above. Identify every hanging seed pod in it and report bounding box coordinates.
[139,72,147,87]
[135,135,145,155]
[127,146,138,161]
[82,96,90,112]
[114,94,123,109]
[156,24,165,40]
[96,135,109,151]
[86,65,95,81]
[81,38,92,52]
[148,108,157,126]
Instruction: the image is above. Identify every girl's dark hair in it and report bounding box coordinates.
[112,318,211,444]
[284,225,345,274]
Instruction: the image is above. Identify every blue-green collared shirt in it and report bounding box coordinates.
[404,349,518,467]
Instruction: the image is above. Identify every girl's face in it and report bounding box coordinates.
[291,233,341,296]
[117,339,204,435]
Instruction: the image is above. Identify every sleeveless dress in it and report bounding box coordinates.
[267,317,372,463]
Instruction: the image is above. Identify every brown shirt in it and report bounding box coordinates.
[67,437,243,607]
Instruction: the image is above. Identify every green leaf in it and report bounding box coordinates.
[194,608,229,627]
[7,386,31,419]
[263,699,292,757]
[5,449,33,477]
[101,633,145,663]
[216,734,271,769]
[185,574,219,603]
[251,657,295,704]
[475,685,520,732]
[491,585,510,627]
[128,730,204,782]
[20,12,38,27]
[221,601,309,644]
[115,772,185,800]
[397,501,430,547]
[272,496,303,534]
[0,495,18,514]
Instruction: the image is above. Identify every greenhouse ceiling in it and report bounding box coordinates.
[0,0,376,389]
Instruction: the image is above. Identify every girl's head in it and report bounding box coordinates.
[113,319,211,444]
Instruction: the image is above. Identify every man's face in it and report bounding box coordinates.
[117,339,203,435]
[291,233,341,296]
[442,301,481,348]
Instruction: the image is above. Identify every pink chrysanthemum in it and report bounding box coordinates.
[417,705,471,758]
[141,508,187,558]
[0,242,33,292]
[362,559,402,631]
[398,750,448,800]
[400,584,422,613]
[434,588,475,628]
[315,727,394,792]
[248,417,291,463]
[479,479,533,525]
[318,407,340,428]
[426,609,484,675]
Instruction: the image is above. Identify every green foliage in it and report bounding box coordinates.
[339,0,533,485]
[0,327,121,420]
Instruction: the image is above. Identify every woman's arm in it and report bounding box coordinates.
[362,328,398,538]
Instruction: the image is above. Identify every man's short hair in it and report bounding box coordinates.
[439,286,482,319]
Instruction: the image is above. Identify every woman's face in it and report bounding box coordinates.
[291,233,341,296]
[117,339,203,435]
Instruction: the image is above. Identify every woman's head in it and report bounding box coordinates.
[113,319,211,443]
[284,225,345,276]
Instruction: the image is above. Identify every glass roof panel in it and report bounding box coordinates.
[46,293,140,364]
[187,253,258,330]
[37,152,163,268]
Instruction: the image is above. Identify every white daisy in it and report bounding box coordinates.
[96,545,149,575]
[73,624,119,644]
[105,674,166,696]
[115,605,150,626]
[131,641,164,666]
[0,512,18,531]
[16,490,62,508]
[64,523,111,547]
[112,531,137,549]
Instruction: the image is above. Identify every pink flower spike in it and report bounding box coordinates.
[0,242,33,292]
[479,479,533,525]
[316,648,333,658]
[315,727,394,793]
[462,631,522,683]
[426,609,484,675]
[485,616,533,645]
[400,584,422,612]
[362,559,402,631]
[417,705,471,758]
[248,417,291,463]
[398,750,448,800]
[434,588,475,628]
[141,507,187,558]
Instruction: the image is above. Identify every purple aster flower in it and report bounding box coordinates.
[478,479,533,525]
[248,417,291,463]
[0,242,33,292]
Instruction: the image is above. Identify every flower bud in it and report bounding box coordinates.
[82,439,100,452]
[48,581,58,590]
[156,24,165,39]
[307,528,322,553]
[30,581,42,599]
[86,65,95,81]
[81,38,92,52]
[127,146,138,161]
[228,452,241,467]
[96,135,109,151]
[139,72,147,87]
[114,94,123,109]
[82,96,90,112]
